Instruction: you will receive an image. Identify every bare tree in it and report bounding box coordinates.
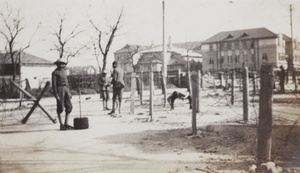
[90,8,123,73]
[91,42,102,73]
[51,17,86,62]
[126,45,141,72]
[0,4,39,81]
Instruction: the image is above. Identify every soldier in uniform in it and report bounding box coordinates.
[108,61,125,117]
[99,70,111,111]
[52,58,73,130]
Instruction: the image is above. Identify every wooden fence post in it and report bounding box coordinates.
[140,79,144,105]
[187,60,192,94]
[191,73,198,135]
[252,72,257,96]
[231,70,235,105]
[213,75,216,92]
[178,69,181,86]
[149,67,153,121]
[130,72,136,114]
[257,64,274,164]
[225,73,228,90]
[243,67,249,123]
[197,70,201,113]
[219,72,224,86]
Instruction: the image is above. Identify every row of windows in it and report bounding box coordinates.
[208,66,256,73]
[209,54,258,64]
[209,40,255,51]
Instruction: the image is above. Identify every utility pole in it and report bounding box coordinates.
[162,0,167,107]
[290,4,294,75]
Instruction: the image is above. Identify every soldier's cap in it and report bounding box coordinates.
[54,58,67,64]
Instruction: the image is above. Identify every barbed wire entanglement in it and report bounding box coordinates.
[132,69,300,157]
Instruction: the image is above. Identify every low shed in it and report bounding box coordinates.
[0,52,56,90]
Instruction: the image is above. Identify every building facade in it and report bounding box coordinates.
[0,52,56,89]
[200,28,293,75]
[113,44,151,72]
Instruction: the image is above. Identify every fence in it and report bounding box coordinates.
[129,65,300,166]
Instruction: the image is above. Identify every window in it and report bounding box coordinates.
[220,43,225,50]
[227,42,232,50]
[278,53,286,61]
[242,41,247,49]
[221,56,224,64]
[235,42,239,49]
[262,53,268,61]
[209,57,214,64]
[0,64,21,75]
[244,54,248,63]
[252,54,255,63]
[251,41,254,48]
[209,44,213,51]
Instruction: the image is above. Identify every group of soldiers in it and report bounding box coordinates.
[52,59,124,130]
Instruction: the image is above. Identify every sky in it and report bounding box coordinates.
[0,0,300,67]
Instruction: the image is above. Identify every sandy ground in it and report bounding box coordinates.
[0,81,300,173]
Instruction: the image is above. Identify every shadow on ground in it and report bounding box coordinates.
[99,124,300,170]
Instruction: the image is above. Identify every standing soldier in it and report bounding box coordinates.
[99,70,111,111]
[52,58,73,130]
[108,61,125,117]
[279,65,286,93]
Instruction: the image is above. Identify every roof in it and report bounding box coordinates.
[141,45,202,57]
[203,27,278,43]
[173,41,202,50]
[0,52,54,65]
[114,44,152,54]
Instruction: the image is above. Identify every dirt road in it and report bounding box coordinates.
[0,87,299,173]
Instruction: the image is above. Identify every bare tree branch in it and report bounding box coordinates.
[89,8,123,73]
[51,16,87,62]
[0,4,38,81]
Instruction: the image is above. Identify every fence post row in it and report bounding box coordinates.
[257,64,274,164]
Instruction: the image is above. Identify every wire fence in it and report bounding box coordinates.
[1,69,299,127]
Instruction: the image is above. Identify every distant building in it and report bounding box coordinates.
[137,45,202,73]
[200,27,294,74]
[68,66,98,75]
[173,41,202,53]
[0,52,55,89]
[114,41,202,74]
[113,44,152,72]
[288,38,300,71]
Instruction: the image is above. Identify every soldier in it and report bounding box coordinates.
[99,70,111,111]
[52,58,73,130]
[279,65,286,93]
[108,61,125,117]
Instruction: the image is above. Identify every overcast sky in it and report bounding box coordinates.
[1,0,300,66]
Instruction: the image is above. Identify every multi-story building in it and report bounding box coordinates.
[200,27,292,74]
[289,38,300,71]
[114,43,202,73]
[113,44,152,72]
[114,42,202,87]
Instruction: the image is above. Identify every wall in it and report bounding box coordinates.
[258,38,277,68]
[21,65,56,89]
